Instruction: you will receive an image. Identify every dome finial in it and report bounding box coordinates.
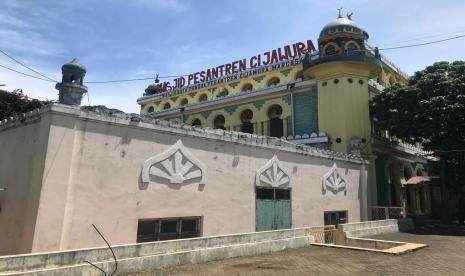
[337,7,343,18]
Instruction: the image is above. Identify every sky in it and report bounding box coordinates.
[1,0,464,113]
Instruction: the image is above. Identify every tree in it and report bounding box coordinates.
[371,61,465,221]
[0,89,50,120]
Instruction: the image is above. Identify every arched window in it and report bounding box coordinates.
[241,83,253,92]
[324,45,336,56]
[163,102,171,110]
[346,42,359,53]
[180,98,188,106]
[295,71,304,80]
[191,118,202,127]
[267,77,280,87]
[198,94,208,102]
[147,106,154,113]
[240,109,254,134]
[217,88,229,98]
[213,115,226,130]
[267,104,283,138]
[70,75,76,83]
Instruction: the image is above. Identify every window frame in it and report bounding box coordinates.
[136,216,202,243]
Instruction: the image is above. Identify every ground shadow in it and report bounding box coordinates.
[405,219,465,237]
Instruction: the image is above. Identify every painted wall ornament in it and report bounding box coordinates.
[322,163,346,194]
[256,154,290,187]
[142,140,207,185]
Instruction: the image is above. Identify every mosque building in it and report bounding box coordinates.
[0,13,438,256]
[137,13,437,219]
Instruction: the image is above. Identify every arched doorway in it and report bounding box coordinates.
[191,118,202,127]
[240,109,254,134]
[213,115,226,130]
[268,105,283,138]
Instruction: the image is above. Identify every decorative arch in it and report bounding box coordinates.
[197,93,208,102]
[216,87,229,98]
[141,139,207,185]
[267,76,281,87]
[188,115,205,127]
[322,42,340,56]
[162,102,171,110]
[232,104,260,124]
[344,40,361,52]
[256,99,291,121]
[206,110,230,128]
[213,115,226,129]
[322,163,346,194]
[146,106,155,113]
[256,155,290,187]
[241,83,253,92]
[179,98,189,106]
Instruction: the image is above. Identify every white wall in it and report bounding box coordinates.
[0,104,368,254]
[0,115,50,255]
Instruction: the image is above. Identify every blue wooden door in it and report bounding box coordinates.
[274,200,291,230]
[256,200,275,231]
[256,188,291,231]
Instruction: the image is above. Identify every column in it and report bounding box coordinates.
[283,117,288,137]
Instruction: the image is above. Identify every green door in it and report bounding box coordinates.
[256,200,275,231]
[274,200,291,230]
[256,187,291,231]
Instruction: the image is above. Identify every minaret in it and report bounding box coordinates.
[55,58,87,105]
[303,13,381,153]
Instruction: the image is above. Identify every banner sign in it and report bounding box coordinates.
[153,40,316,94]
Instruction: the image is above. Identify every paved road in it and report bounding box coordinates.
[129,224,465,275]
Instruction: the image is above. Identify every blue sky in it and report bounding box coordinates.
[1,0,464,113]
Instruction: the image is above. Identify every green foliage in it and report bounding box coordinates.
[80,105,124,115]
[372,61,465,150]
[371,61,465,186]
[0,89,50,120]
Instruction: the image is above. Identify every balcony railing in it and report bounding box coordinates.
[309,225,338,244]
[372,206,406,220]
[303,49,382,70]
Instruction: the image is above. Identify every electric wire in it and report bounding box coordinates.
[84,74,188,84]
[0,49,58,82]
[378,34,465,50]
[0,63,56,82]
[380,29,465,46]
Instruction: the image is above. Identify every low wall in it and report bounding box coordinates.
[0,227,315,275]
[340,237,404,250]
[341,218,414,238]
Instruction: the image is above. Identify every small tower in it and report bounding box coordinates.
[55,58,87,105]
[303,12,381,153]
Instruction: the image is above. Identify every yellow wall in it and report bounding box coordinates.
[141,64,304,114]
[140,55,406,152]
[307,61,379,153]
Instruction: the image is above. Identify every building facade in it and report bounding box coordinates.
[137,15,435,219]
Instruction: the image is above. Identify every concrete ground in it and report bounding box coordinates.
[128,221,465,275]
